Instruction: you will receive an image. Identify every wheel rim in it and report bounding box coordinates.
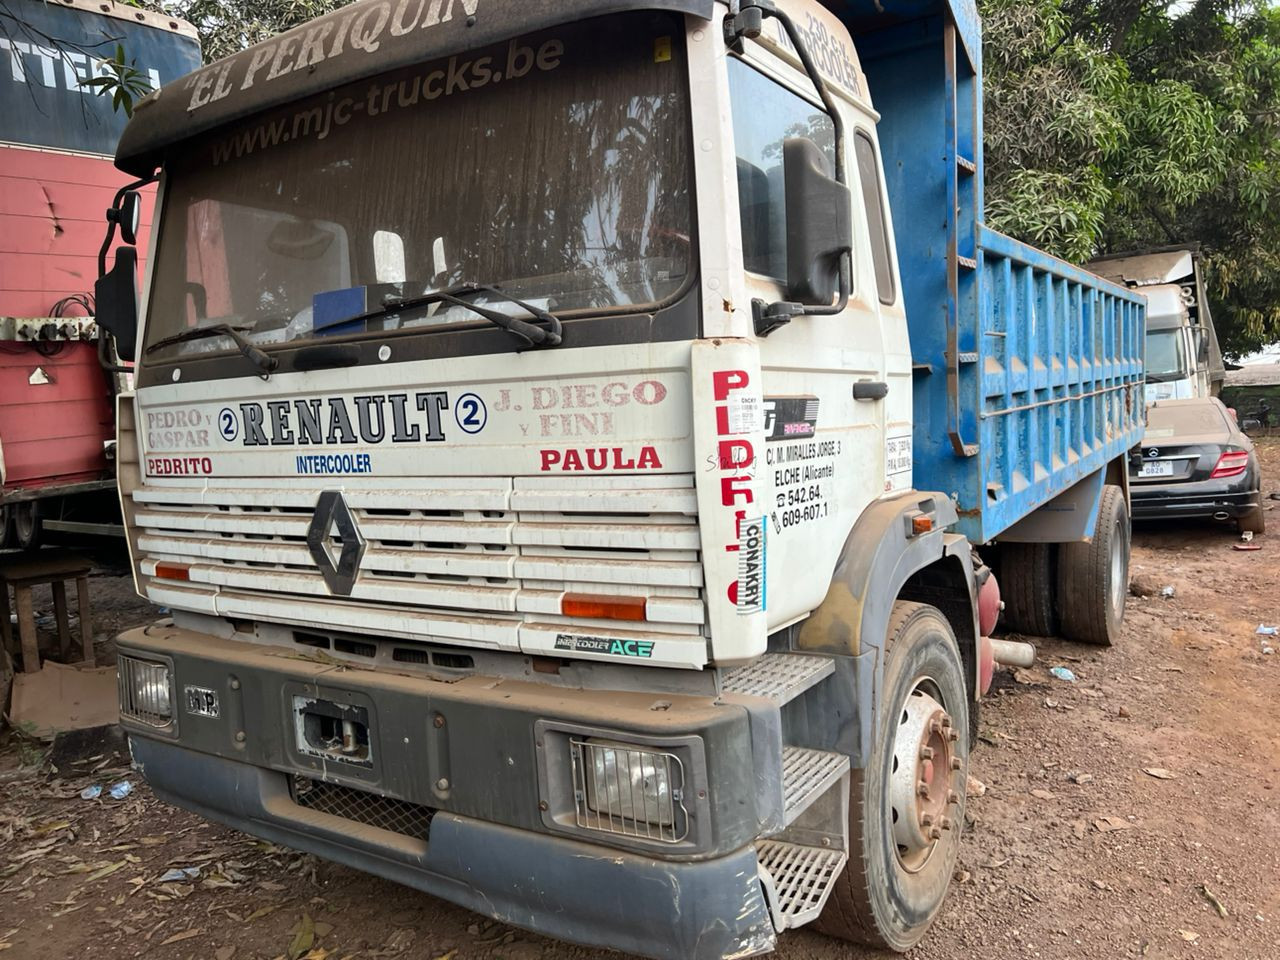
[888,678,962,873]
[1109,515,1127,618]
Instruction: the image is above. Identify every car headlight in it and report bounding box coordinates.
[118,655,172,726]
[574,738,686,839]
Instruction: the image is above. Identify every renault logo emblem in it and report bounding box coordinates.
[306,491,365,596]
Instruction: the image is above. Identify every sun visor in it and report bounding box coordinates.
[115,0,714,177]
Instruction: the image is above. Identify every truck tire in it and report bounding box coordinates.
[1238,502,1266,535]
[996,542,1056,637]
[11,501,41,552]
[816,601,968,951]
[1056,484,1128,646]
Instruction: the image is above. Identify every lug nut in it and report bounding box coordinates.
[950,757,963,771]
[920,746,935,760]
[940,715,952,729]
[918,781,931,800]
[929,719,943,735]
[947,730,960,742]
[940,816,953,831]
[921,813,935,827]
[928,826,942,840]
[947,790,961,805]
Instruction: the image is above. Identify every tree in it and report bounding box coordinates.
[149,0,351,63]
[981,0,1280,357]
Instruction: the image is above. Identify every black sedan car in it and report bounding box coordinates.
[1131,397,1265,534]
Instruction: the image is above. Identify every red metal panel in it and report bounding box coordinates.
[0,341,113,490]
[0,144,157,318]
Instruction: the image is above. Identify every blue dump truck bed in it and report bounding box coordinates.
[830,0,1146,544]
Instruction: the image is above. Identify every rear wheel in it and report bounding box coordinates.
[11,501,42,551]
[996,542,1056,636]
[1057,484,1129,646]
[1238,502,1266,535]
[817,601,968,951]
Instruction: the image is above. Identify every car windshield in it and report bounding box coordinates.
[1145,328,1188,382]
[144,12,692,361]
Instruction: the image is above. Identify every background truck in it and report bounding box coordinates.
[0,0,199,548]
[96,1,1144,956]
[1091,244,1224,405]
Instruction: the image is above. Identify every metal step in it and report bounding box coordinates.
[756,840,848,930]
[782,747,850,826]
[721,653,834,705]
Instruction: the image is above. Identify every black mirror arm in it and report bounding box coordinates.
[729,1,852,335]
[97,174,157,278]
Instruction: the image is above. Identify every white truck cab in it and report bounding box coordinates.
[94,2,1144,957]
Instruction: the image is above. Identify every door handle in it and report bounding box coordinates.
[852,380,888,401]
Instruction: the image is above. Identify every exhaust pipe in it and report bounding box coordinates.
[989,637,1036,668]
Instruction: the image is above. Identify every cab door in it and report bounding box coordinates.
[724,23,909,631]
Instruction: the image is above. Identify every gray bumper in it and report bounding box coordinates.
[131,737,776,959]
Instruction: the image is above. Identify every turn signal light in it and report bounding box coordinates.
[153,562,191,581]
[562,593,647,622]
[1210,451,1249,479]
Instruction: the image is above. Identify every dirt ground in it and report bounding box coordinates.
[1,443,1278,960]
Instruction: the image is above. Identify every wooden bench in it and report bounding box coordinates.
[0,552,95,674]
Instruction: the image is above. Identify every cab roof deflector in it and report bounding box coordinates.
[114,0,714,177]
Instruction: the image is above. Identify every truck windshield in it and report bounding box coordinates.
[143,12,691,361]
[1145,328,1188,382]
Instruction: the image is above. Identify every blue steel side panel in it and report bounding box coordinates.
[819,1,981,70]
[834,0,1145,544]
[938,227,1145,543]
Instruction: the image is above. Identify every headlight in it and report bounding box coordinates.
[573,738,687,841]
[118,655,172,727]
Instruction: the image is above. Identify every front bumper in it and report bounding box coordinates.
[1130,476,1259,521]
[131,738,774,959]
[117,622,776,959]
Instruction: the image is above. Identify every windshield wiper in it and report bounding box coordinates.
[317,282,563,347]
[145,323,279,379]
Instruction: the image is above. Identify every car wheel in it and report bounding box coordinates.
[816,601,967,951]
[1238,503,1266,535]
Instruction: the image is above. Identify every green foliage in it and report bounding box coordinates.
[80,43,153,117]
[981,0,1280,357]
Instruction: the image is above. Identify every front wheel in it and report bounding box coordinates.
[816,601,968,951]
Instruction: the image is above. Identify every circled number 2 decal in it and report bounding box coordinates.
[219,407,238,442]
[454,393,487,434]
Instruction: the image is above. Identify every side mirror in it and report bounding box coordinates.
[110,189,142,246]
[783,137,851,305]
[95,246,139,362]
[1195,328,1210,364]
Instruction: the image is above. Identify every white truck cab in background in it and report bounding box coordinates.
[1091,245,1225,404]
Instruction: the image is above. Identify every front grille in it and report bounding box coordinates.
[290,776,434,841]
[130,477,705,631]
[117,655,173,728]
